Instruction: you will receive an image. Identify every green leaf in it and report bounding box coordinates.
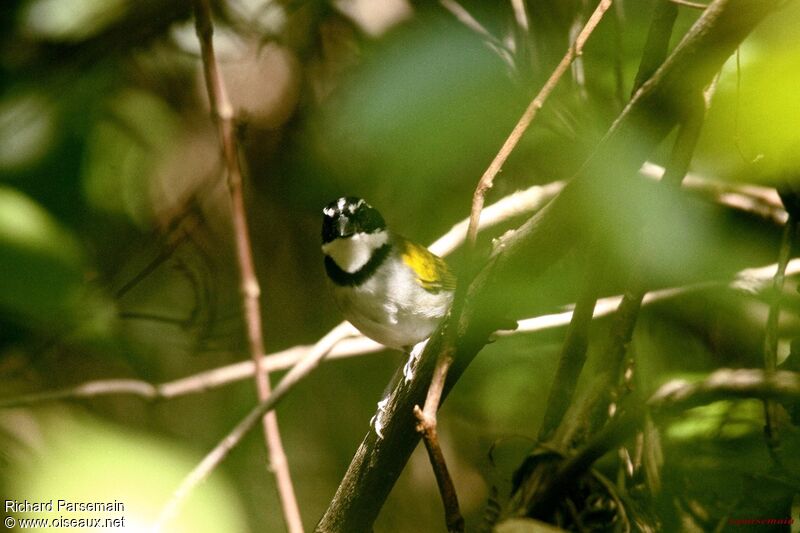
[8,411,248,533]
[82,89,179,226]
[0,186,85,323]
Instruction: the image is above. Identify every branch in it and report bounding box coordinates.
[537,0,696,443]
[439,0,515,68]
[633,0,678,94]
[537,254,603,442]
[524,368,800,520]
[652,369,800,411]
[318,1,783,530]
[154,325,346,532]
[669,0,709,9]
[191,1,302,531]
[3,249,796,412]
[417,4,614,528]
[465,0,614,250]
[524,369,800,518]
[762,213,797,461]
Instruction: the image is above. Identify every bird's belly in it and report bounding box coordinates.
[331,278,450,350]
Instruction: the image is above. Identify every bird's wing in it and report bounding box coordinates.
[399,238,456,293]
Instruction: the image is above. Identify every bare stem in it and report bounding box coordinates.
[538,0,675,445]
[4,251,798,412]
[573,92,708,444]
[414,344,463,532]
[762,213,796,462]
[538,262,602,442]
[633,0,678,95]
[465,0,614,251]
[153,326,345,532]
[191,1,302,531]
[670,0,709,9]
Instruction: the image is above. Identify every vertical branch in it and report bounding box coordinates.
[611,1,627,107]
[537,0,675,446]
[762,212,796,461]
[467,0,614,443]
[632,0,678,95]
[413,334,465,532]
[572,92,709,446]
[516,97,708,519]
[537,258,603,442]
[192,2,303,532]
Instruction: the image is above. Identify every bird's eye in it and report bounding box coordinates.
[355,205,385,233]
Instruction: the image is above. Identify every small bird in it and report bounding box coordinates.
[321,196,456,351]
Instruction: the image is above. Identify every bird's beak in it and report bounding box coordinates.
[337,215,354,237]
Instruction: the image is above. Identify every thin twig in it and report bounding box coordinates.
[465,0,614,251]
[762,213,796,462]
[651,369,800,410]
[439,0,515,68]
[191,1,302,531]
[321,1,782,527]
[153,326,345,532]
[611,1,627,107]
[670,0,709,9]
[412,2,615,525]
[413,302,466,531]
[5,253,800,411]
[526,368,800,520]
[414,364,465,532]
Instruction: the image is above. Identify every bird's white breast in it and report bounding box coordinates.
[328,249,453,350]
[321,231,388,273]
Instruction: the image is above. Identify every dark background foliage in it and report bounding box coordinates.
[1,0,799,531]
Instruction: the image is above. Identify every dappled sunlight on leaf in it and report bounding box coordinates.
[6,410,247,533]
[21,0,127,42]
[0,93,56,171]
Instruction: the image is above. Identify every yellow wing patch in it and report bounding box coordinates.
[400,239,456,293]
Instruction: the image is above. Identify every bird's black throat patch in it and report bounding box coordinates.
[325,243,391,287]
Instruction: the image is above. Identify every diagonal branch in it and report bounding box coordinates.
[537,0,679,444]
[415,3,615,529]
[465,0,614,251]
[317,1,784,530]
[2,254,799,411]
[154,326,346,531]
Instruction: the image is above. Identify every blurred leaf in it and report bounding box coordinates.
[20,0,127,42]
[82,89,179,226]
[665,399,762,441]
[734,43,800,179]
[494,517,568,533]
[7,410,247,533]
[316,19,517,206]
[0,92,56,171]
[0,186,84,321]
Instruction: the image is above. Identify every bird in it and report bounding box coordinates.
[321,196,456,352]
